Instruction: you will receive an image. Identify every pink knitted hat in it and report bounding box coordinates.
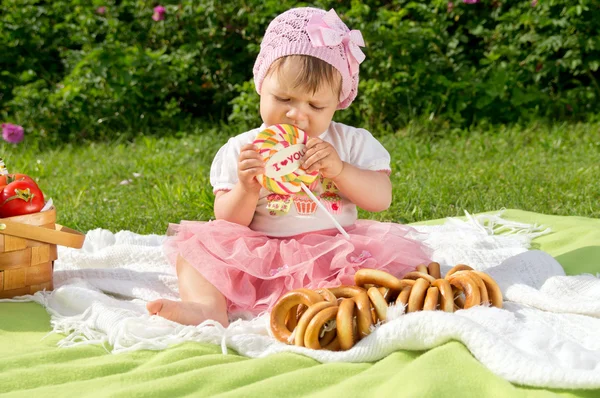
[253,7,366,110]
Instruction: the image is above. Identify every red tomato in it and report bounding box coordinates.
[0,180,45,218]
[0,173,39,189]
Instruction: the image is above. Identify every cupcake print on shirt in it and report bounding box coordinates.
[318,176,342,214]
[292,190,317,215]
[319,191,343,214]
[266,194,292,216]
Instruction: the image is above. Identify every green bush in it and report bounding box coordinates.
[1,0,599,142]
[327,0,600,129]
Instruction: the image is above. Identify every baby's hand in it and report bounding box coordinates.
[302,138,344,179]
[237,144,265,193]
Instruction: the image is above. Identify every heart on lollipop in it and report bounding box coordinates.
[253,124,350,239]
[253,124,318,194]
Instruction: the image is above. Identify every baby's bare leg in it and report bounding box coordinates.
[146,255,229,326]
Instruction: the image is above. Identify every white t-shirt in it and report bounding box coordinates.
[210,121,391,237]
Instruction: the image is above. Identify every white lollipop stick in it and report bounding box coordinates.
[300,183,350,239]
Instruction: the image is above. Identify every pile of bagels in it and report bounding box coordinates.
[270,263,503,351]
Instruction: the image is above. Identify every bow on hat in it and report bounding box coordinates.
[306,9,366,76]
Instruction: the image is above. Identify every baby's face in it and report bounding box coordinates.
[259,61,340,137]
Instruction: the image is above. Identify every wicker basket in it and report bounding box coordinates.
[0,206,85,298]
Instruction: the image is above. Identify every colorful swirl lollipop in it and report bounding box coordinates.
[253,124,350,239]
[253,124,319,195]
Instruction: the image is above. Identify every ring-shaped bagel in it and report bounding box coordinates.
[399,279,416,288]
[367,286,388,322]
[353,291,373,339]
[407,278,430,313]
[453,286,466,309]
[446,272,481,309]
[452,270,489,306]
[315,288,337,303]
[322,336,341,351]
[427,262,441,279]
[377,286,393,302]
[328,285,366,298]
[271,288,324,343]
[463,271,489,305]
[423,286,439,311]
[337,298,357,351]
[431,278,454,312]
[445,264,474,278]
[319,329,337,347]
[304,306,339,349]
[271,266,503,351]
[396,285,413,308]
[416,264,428,274]
[285,304,302,331]
[294,301,336,347]
[354,268,402,291]
[473,271,503,308]
[402,271,437,284]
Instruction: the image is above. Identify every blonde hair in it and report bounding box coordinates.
[268,55,342,98]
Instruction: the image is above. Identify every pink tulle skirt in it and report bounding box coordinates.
[164,220,432,316]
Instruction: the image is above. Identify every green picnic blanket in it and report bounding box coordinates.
[1,210,599,397]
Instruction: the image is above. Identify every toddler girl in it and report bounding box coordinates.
[147,7,431,326]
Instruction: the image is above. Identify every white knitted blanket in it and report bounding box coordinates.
[3,212,600,389]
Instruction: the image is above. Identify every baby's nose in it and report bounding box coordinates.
[286,107,307,121]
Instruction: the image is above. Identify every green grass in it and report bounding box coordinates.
[1,122,598,234]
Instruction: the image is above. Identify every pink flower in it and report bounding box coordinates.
[463,0,480,3]
[152,5,166,21]
[2,123,24,144]
[531,0,538,6]
[96,6,106,15]
[448,2,454,13]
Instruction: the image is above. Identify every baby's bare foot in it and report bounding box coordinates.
[146,299,229,327]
